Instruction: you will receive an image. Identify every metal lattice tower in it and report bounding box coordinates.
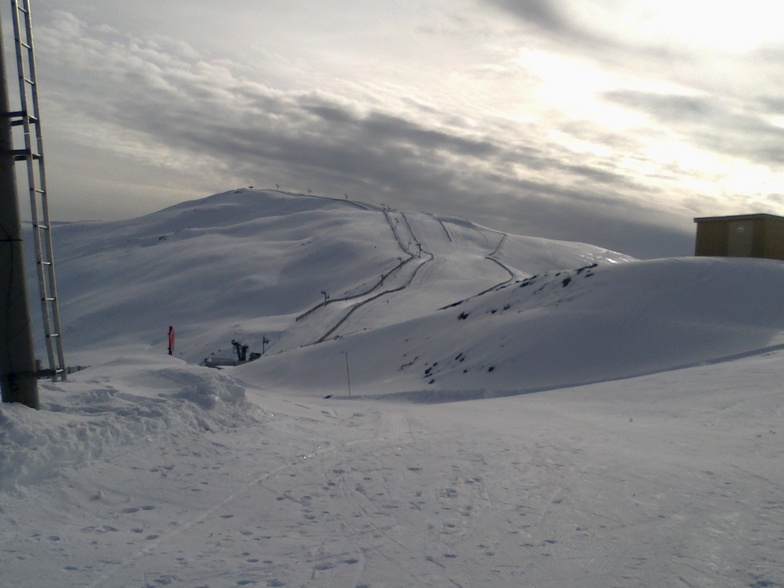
[9,0,66,381]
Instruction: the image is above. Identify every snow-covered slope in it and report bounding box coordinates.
[37,187,784,398]
[45,188,631,367]
[244,256,784,398]
[5,189,784,587]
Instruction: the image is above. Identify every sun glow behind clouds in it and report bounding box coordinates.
[513,36,784,216]
[631,0,784,53]
[517,50,646,129]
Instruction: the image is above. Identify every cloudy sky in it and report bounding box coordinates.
[4,0,784,257]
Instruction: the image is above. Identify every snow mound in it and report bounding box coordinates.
[0,357,259,494]
[240,257,784,399]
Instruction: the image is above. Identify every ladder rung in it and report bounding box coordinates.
[38,260,53,266]
[11,149,41,160]
[5,113,38,125]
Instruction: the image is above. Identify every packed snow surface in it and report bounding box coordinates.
[4,189,784,587]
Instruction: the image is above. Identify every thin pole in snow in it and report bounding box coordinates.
[344,351,351,397]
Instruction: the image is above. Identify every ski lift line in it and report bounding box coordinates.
[296,248,434,345]
[315,285,407,344]
[488,233,507,258]
[483,233,518,289]
[294,253,417,322]
[474,257,515,297]
[442,234,516,305]
[314,251,435,345]
[400,213,418,247]
[399,213,435,259]
[309,211,440,343]
[383,209,426,257]
[296,207,437,344]
[382,208,408,252]
[296,208,420,320]
[10,0,67,381]
[265,187,375,212]
[428,215,453,242]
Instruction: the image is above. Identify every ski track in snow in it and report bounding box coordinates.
[314,211,518,346]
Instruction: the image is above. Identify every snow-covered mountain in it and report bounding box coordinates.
[47,188,784,398]
[5,189,784,587]
[47,188,629,362]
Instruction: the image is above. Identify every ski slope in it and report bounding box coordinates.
[40,188,631,366]
[4,189,784,587]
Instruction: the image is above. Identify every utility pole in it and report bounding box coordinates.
[0,15,38,408]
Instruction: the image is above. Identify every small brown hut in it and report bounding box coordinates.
[694,213,784,260]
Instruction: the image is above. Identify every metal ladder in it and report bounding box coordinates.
[10,0,66,381]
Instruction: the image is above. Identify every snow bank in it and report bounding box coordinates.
[242,257,784,398]
[0,356,259,493]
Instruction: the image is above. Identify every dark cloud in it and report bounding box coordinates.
[603,91,712,123]
[483,0,626,51]
[603,90,784,166]
[33,9,701,258]
[486,0,570,33]
[480,189,694,259]
[759,96,784,113]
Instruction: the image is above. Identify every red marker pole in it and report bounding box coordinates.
[168,326,175,356]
